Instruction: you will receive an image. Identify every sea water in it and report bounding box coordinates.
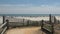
[0,14,60,16]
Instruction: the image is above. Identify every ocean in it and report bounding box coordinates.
[0,14,60,16]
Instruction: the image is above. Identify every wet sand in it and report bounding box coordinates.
[5,27,46,34]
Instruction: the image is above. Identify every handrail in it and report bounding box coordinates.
[1,26,7,34]
[0,22,7,34]
[0,22,7,29]
[43,27,52,32]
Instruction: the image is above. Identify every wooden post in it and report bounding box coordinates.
[51,23,54,34]
[27,20,29,26]
[54,16,56,24]
[23,19,24,26]
[3,16,5,24]
[51,16,55,34]
[49,14,54,34]
[6,19,9,29]
[41,20,44,30]
[49,14,51,24]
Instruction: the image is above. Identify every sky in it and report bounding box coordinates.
[0,0,60,14]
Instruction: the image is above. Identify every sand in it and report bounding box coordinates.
[5,27,46,34]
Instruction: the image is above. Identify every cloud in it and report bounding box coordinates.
[0,4,33,6]
[0,4,60,14]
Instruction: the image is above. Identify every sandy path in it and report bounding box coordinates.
[5,27,45,34]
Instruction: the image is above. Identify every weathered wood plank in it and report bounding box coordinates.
[1,26,7,34]
[0,22,7,29]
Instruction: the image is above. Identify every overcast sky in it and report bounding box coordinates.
[0,0,60,14]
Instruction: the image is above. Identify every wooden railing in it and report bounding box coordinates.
[0,22,7,34]
[41,14,55,34]
[43,23,52,32]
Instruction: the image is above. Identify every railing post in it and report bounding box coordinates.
[51,23,54,34]
[6,19,9,29]
[49,14,54,34]
[23,19,24,26]
[41,20,44,30]
[49,14,51,24]
[27,20,29,26]
[3,16,5,24]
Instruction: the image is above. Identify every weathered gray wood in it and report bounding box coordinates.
[41,14,55,34]
[43,27,52,32]
[0,22,7,29]
[1,26,7,34]
[3,16,5,24]
[0,22,7,34]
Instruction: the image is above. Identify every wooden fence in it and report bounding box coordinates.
[7,20,40,27]
[41,14,55,34]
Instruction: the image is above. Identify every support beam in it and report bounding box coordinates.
[49,14,51,24]
[6,19,9,29]
[3,16,5,24]
[41,20,44,30]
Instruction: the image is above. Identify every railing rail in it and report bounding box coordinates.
[0,22,7,28]
[1,27,7,34]
[41,14,56,34]
[0,22,7,34]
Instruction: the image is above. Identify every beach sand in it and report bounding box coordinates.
[5,27,46,34]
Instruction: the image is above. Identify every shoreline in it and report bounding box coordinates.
[0,16,60,24]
